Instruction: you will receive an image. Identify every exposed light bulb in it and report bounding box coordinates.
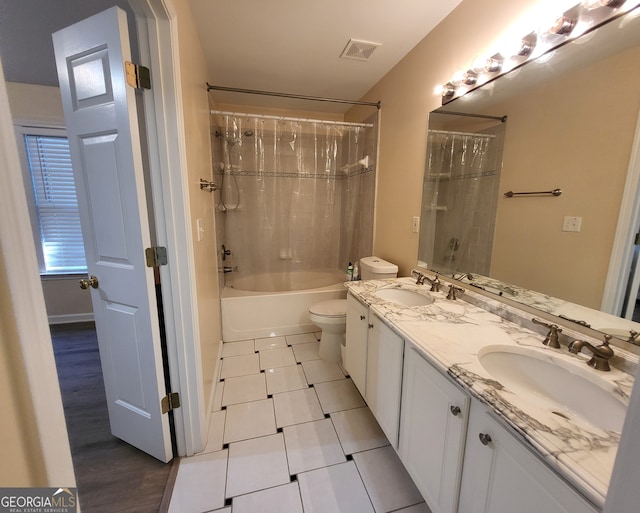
[450,70,466,86]
[440,83,456,99]
[463,70,478,85]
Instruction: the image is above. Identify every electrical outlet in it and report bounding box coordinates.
[412,216,420,233]
[562,216,582,232]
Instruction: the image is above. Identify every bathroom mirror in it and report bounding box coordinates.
[418,7,640,339]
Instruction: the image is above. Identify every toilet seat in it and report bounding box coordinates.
[309,299,347,318]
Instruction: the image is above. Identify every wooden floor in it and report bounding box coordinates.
[51,323,176,513]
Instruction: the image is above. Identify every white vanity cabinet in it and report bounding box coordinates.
[345,293,404,447]
[365,310,404,447]
[345,293,369,396]
[398,345,470,513]
[458,399,599,513]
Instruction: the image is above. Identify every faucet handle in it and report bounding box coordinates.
[446,284,464,300]
[532,318,562,349]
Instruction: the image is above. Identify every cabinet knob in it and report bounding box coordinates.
[368,323,374,329]
[360,315,366,320]
[479,433,492,446]
[450,405,461,416]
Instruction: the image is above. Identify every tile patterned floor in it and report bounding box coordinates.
[168,331,430,513]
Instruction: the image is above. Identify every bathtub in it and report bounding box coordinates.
[221,270,347,341]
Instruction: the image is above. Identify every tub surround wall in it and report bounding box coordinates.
[211,110,377,284]
[346,277,636,507]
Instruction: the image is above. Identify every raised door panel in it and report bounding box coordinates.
[399,346,469,513]
[365,313,404,448]
[345,294,369,396]
[459,399,598,513]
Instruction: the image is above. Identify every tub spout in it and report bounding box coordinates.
[223,266,238,273]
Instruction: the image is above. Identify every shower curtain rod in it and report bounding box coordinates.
[438,111,507,122]
[207,83,381,109]
[430,129,496,139]
[210,109,374,128]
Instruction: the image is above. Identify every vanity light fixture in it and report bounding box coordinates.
[582,0,626,9]
[514,33,537,57]
[550,14,577,34]
[484,54,504,73]
[462,70,478,85]
[440,82,456,99]
[438,1,640,104]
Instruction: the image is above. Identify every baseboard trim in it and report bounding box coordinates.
[48,313,95,325]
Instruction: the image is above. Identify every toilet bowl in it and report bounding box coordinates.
[308,299,347,362]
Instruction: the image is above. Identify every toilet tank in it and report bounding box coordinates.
[359,256,398,280]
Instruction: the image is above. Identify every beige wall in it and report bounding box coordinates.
[489,46,640,308]
[0,252,47,486]
[173,0,222,405]
[350,0,546,276]
[6,82,94,322]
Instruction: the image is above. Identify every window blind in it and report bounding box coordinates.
[24,134,87,274]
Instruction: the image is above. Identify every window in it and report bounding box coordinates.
[20,128,87,274]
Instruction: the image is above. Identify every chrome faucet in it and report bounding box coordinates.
[532,318,562,349]
[416,272,441,292]
[568,335,614,372]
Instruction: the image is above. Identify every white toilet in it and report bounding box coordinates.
[309,299,348,362]
[309,256,398,362]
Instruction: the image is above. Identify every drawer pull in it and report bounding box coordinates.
[479,433,492,446]
[360,315,366,320]
[368,323,374,329]
[450,405,461,416]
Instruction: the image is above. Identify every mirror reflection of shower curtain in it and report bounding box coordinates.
[424,129,502,275]
[212,113,376,289]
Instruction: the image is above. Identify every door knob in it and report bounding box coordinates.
[79,275,99,289]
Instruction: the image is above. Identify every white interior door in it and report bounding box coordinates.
[53,6,172,462]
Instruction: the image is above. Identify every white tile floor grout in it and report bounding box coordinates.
[168,331,430,513]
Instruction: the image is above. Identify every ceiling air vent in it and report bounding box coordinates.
[340,39,381,61]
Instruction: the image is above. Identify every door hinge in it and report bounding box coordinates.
[125,61,151,90]
[161,392,181,414]
[145,246,168,267]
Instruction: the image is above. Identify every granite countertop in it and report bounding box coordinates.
[345,277,635,509]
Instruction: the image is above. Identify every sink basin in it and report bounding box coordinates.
[478,345,627,433]
[373,288,434,307]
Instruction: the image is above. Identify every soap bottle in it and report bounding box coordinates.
[346,262,353,281]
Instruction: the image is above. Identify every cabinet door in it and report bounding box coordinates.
[345,294,369,396]
[365,312,404,447]
[458,399,598,513]
[399,346,470,513]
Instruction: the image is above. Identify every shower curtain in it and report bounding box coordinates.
[422,128,502,276]
[211,112,376,289]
